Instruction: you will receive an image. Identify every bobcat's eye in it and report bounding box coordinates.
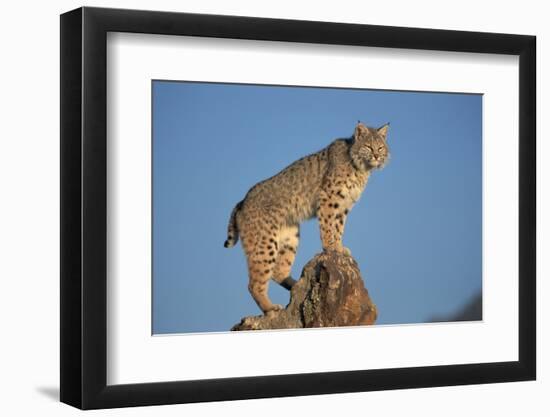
[378,146,385,152]
[366,146,373,152]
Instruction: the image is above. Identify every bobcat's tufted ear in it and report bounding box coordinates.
[354,122,368,140]
[377,123,390,139]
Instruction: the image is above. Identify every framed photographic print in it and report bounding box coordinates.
[60,6,536,409]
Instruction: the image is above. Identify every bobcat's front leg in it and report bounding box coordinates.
[317,189,351,255]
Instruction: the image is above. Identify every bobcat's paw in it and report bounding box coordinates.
[264,304,284,316]
[323,246,352,256]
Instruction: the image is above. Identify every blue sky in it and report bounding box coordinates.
[152,81,482,334]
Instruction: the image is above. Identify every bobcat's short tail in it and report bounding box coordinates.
[224,200,243,248]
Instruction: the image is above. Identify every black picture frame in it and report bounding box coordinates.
[60,6,536,410]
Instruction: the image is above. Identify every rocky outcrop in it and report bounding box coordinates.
[231,251,377,331]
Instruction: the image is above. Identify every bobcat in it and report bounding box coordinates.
[224,122,390,314]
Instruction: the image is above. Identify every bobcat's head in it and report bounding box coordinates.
[350,122,390,170]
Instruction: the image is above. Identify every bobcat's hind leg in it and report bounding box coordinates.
[241,222,283,314]
[272,225,300,290]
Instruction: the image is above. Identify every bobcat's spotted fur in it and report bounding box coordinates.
[225,122,390,313]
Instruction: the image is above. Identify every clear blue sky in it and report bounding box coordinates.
[152,80,482,334]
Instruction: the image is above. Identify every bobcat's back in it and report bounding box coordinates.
[242,148,332,224]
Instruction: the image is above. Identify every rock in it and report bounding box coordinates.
[231,251,377,331]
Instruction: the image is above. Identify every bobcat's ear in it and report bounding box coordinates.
[377,123,390,139]
[354,122,367,139]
